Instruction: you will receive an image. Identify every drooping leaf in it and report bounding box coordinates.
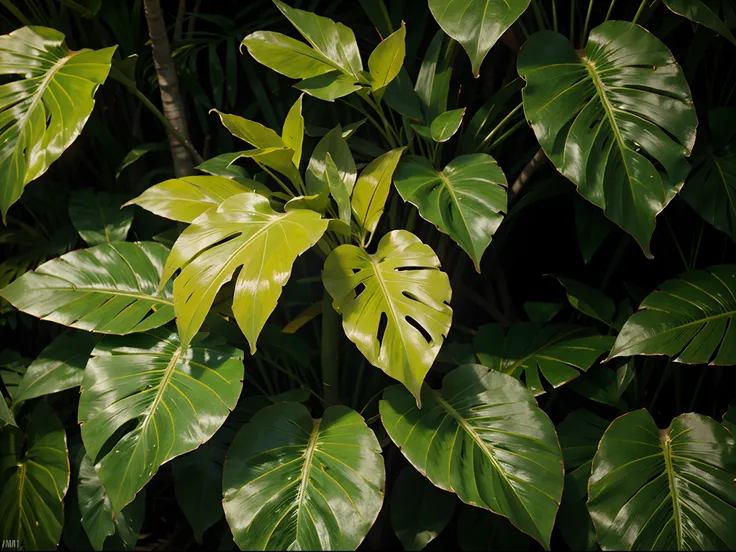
[663,0,736,44]
[14,331,98,402]
[473,323,614,396]
[162,193,327,352]
[116,141,168,180]
[518,22,698,257]
[126,175,262,224]
[457,506,529,551]
[0,242,175,334]
[282,94,305,167]
[588,410,736,550]
[306,125,357,212]
[368,23,406,91]
[556,276,615,326]
[573,195,614,264]
[0,402,69,550]
[609,265,736,364]
[222,403,385,550]
[68,189,134,246]
[380,365,564,549]
[569,362,634,411]
[0,26,115,219]
[323,230,452,403]
[390,466,456,551]
[78,328,244,514]
[429,0,531,77]
[394,154,507,271]
[430,108,465,142]
[415,30,453,123]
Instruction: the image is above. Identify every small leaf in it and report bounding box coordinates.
[368,23,406,91]
[306,125,356,212]
[430,108,465,142]
[351,148,405,240]
[68,189,134,246]
[0,395,15,428]
[242,31,335,79]
[115,142,168,180]
[282,94,305,167]
[295,70,361,101]
[556,276,615,326]
[213,110,285,149]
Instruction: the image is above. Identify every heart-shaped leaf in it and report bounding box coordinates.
[78,328,244,514]
[663,0,736,45]
[609,265,736,364]
[588,410,736,550]
[518,22,698,257]
[394,153,507,271]
[69,189,134,246]
[162,192,327,352]
[223,403,384,550]
[323,230,452,403]
[0,242,175,334]
[380,364,564,549]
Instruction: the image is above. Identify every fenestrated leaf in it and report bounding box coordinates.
[588,410,736,550]
[380,365,564,549]
[608,265,736,364]
[162,193,327,352]
[457,506,529,551]
[222,403,385,551]
[474,323,614,396]
[428,0,531,77]
[0,401,69,550]
[430,108,465,142]
[663,0,736,44]
[14,331,98,402]
[126,175,262,224]
[78,328,244,515]
[282,95,305,167]
[0,26,115,219]
[69,189,134,246]
[0,242,175,334]
[368,23,406,91]
[556,276,615,326]
[518,22,698,257]
[323,230,452,404]
[241,31,336,80]
[394,154,507,271]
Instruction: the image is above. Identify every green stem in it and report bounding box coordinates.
[257,163,297,197]
[552,0,559,32]
[570,0,577,44]
[2,0,31,25]
[605,0,618,20]
[581,0,595,45]
[478,102,524,152]
[632,0,648,25]
[488,120,526,152]
[321,290,341,405]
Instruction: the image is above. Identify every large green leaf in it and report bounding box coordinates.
[78,328,244,514]
[323,230,452,403]
[394,154,507,271]
[518,22,698,257]
[68,189,134,246]
[429,0,531,77]
[0,402,69,550]
[663,0,736,45]
[222,402,384,551]
[588,410,736,550]
[162,192,327,352]
[380,365,564,549]
[0,242,175,334]
[681,108,736,242]
[473,323,614,396]
[609,265,736,364]
[0,26,115,219]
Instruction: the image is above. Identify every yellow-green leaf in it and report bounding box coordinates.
[368,23,406,91]
[282,94,305,167]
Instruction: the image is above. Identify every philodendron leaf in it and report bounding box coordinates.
[196,153,260,189]
[428,0,531,77]
[282,94,305,166]
[380,365,564,549]
[430,108,465,142]
[69,189,134,246]
[14,331,98,402]
[588,410,736,550]
[0,242,175,334]
[323,230,452,404]
[306,125,356,213]
[390,466,456,551]
[518,22,698,257]
[0,402,69,550]
[609,265,736,364]
[368,23,406,91]
[0,26,115,219]
[415,31,454,123]
[241,31,336,79]
[663,0,736,45]
[78,328,244,514]
[223,403,385,550]
[394,154,507,271]
[556,276,615,326]
[474,323,614,396]
[162,192,327,352]
[569,362,634,412]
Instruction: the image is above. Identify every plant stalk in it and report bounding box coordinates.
[321,290,341,405]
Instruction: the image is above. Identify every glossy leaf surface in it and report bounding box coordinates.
[518,22,698,256]
[368,23,406,91]
[242,31,335,79]
[351,148,405,240]
[430,108,465,142]
[663,0,736,44]
[69,189,133,246]
[306,125,356,212]
[223,403,384,550]
[323,230,452,403]
[380,365,564,549]
[1,242,175,334]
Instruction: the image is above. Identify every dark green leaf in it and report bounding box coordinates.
[556,276,615,326]
[457,506,529,551]
[522,301,563,323]
[430,108,465,142]
[573,195,613,264]
[415,31,453,123]
[556,409,608,470]
[663,0,736,44]
[69,189,134,246]
[569,362,634,411]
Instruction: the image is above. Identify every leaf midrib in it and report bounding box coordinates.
[660,430,683,549]
[294,418,322,545]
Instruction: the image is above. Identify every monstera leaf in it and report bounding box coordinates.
[78,328,244,514]
[518,22,698,257]
[380,365,564,549]
[0,26,115,219]
[394,154,507,271]
[0,242,175,334]
[588,410,736,550]
[473,324,614,396]
[68,189,133,246]
[322,230,452,404]
[609,265,736,364]
[223,403,384,551]
[663,0,736,45]
[429,0,531,77]
[162,192,327,352]
[0,402,69,550]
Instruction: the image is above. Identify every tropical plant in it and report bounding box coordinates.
[1,0,736,550]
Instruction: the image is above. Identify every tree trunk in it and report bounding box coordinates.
[144,0,196,177]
